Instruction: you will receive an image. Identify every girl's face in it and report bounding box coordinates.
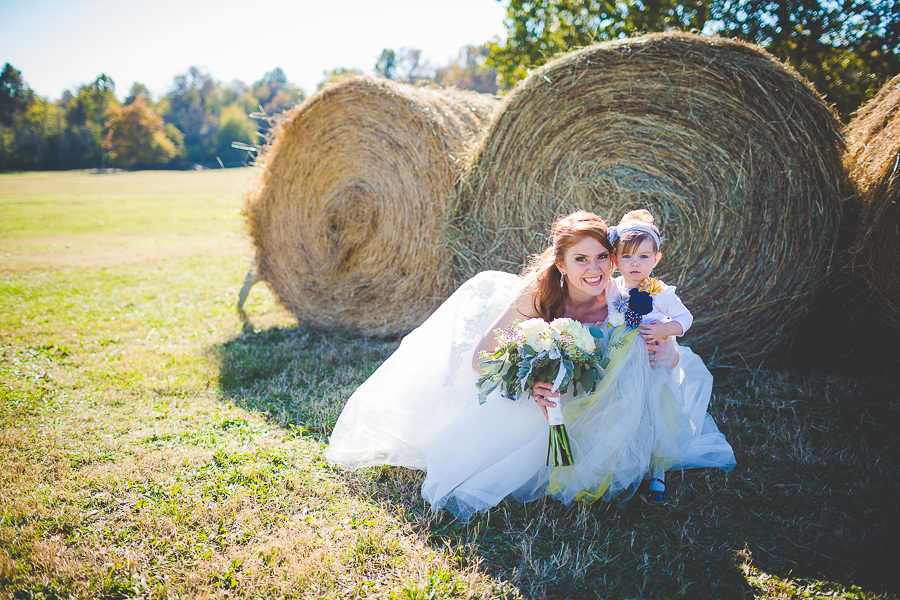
[558,236,612,302]
[614,238,661,288]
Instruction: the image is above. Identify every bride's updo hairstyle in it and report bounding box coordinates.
[611,209,661,255]
[524,210,612,321]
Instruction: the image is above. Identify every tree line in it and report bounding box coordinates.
[0,65,303,171]
[0,45,499,172]
[2,0,896,172]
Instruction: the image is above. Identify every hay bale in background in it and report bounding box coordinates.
[246,76,496,336]
[845,74,900,329]
[449,32,850,363]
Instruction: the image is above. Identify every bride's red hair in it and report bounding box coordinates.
[523,210,612,321]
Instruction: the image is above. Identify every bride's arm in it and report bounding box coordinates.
[471,284,541,371]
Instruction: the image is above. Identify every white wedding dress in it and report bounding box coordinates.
[326,271,736,521]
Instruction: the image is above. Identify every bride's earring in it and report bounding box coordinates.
[559,272,565,288]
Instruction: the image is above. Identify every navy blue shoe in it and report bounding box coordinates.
[647,478,666,502]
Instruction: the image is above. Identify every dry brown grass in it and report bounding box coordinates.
[449,32,851,364]
[845,74,900,328]
[245,76,497,338]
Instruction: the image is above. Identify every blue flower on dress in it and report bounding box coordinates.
[628,289,653,316]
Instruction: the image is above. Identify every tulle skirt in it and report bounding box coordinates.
[326,271,736,521]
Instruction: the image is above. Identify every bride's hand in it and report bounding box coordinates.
[531,381,559,421]
[647,336,679,369]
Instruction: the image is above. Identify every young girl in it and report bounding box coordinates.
[608,208,693,500]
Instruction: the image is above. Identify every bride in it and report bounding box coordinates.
[326,211,735,521]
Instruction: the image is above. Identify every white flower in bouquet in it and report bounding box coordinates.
[518,318,551,352]
[549,318,596,354]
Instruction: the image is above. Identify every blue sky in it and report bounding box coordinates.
[0,0,509,101]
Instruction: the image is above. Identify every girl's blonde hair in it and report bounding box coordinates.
[523,210,612,321]
[613,209,661,255]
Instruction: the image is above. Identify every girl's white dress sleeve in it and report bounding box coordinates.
[646,284,693,335]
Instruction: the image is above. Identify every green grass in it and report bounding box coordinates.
[0,169,249,239]
[1,170,898,599]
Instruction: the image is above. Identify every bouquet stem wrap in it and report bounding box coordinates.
[546,401,574,467]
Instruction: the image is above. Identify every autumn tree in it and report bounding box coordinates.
[102,97,179,168]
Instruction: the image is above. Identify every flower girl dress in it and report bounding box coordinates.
[326,271,736,521]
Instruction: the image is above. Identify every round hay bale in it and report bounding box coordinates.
[845,74,900,328]
[449,32,850,363]
[246,76,497,336]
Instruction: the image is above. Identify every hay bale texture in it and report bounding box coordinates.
[845,74,900,328]
[449,32,850,362]
[246,76,496,336]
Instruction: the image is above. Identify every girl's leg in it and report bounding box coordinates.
[648,462,666,501]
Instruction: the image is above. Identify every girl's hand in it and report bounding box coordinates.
[638,320,670,344]
[531,381,560,421]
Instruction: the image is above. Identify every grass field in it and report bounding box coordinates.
[1,169,898,599]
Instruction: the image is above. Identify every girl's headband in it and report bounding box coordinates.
[607,223,661,249]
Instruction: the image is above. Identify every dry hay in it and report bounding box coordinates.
[845,74,900,329]
[449,32,850,363]
[246,76,496,336]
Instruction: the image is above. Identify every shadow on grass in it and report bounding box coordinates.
[214,321,899,599]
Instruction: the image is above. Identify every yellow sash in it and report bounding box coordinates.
[546,326,637,500]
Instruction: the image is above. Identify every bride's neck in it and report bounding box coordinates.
[564,292,607,322]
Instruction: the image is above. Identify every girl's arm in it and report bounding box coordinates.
[639,286,692,343]
[640,320,683,344]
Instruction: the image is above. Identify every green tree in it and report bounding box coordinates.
[102,97,179,168]
[62,74,119,168]
[487,0,713,87]
[215,104,256,167]
[712,0,899,118]
[164,67,218,166]
[0,64,67,170]
[251,68,303,115]
[0,63,31,126]
[487,0,899,119]
[124,82,152,106]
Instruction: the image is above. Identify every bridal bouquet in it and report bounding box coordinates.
[476,318,607,467]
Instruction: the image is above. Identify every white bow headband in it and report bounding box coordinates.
[607,223,661,248]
